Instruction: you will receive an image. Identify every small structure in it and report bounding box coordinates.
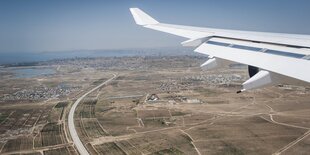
[147,94,159,101]
[187,99,201,104]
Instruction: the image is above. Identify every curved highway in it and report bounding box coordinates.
[68,74,116,155]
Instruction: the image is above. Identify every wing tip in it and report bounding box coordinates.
[129,8,159,26]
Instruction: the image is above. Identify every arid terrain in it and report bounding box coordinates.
[0,56,309,155]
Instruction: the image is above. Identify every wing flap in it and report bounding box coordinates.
[195,43,310,83]
[209,38,310,55]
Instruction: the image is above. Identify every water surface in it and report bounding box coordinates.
[12,68,55,78]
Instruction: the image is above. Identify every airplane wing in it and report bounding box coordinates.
[130,8,310,92]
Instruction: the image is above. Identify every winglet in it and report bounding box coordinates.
[129,8,159,26]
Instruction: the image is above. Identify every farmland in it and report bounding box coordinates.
[1,56,310,154]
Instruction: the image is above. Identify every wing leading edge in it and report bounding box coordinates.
[130,8,310,92]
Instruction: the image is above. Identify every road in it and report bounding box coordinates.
[179,129,201,155]
[259,98,310,155]
[273,130,310,155]
[68,74,116,155]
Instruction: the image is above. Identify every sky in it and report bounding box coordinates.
[0,0,310,53]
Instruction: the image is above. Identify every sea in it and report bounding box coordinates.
[0,47,199,65]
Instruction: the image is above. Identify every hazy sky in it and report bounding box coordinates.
[1,0,310,53]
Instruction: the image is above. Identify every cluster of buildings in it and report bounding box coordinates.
[157,74,245,93]
[1,85,79,101]
[183,74,246,85]
[45,56,204,71]
[158,80,182,92]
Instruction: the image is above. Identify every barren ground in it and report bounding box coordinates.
[0,56,309,155]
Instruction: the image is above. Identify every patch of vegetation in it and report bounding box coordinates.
[80,107,95,118]
[170,110,188,116]
[82,119,108,138]
[152,147,184,155]
[94,142,126,155]
[43,147,70,155]
[0,113,9,123]
[1,136,33,153]
[115,76,125,80]
[34,123,66,147]
[92,78,108,85]
[207,100,229,104]
[216,142,245,155]
[54,101,69,108]
[132,99,140,105]
[110,81,119,87]
[83,98,97,105]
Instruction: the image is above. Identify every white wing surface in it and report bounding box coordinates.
[130,8,310,92]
